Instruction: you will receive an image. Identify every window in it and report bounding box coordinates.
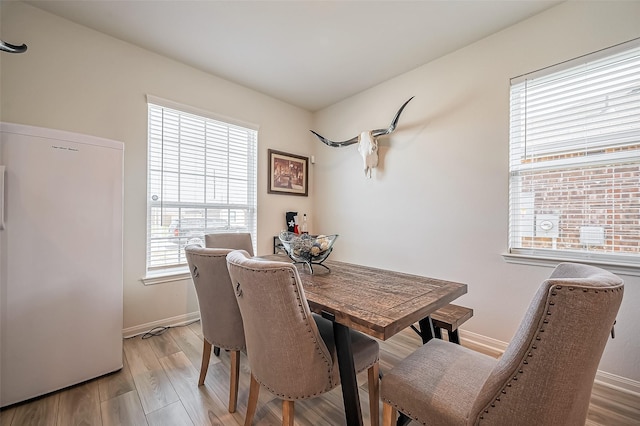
[508,40,640,268]
[146,96,257,276]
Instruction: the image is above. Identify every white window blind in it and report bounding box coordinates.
[509,39,640,266]
[146,99,257,273]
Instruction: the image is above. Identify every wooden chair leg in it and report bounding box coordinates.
[198,340,212,386]
[282,400,295,426]
[229,350,240,413]
[368,361,380,426]
[244,373,260,426]
[382,402,397,426]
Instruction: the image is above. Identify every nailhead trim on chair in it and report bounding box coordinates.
[242,266,336,399]
[478,286,562,421]
[477,285,623,423]
[383,287,618,425]
[381,399,426,426]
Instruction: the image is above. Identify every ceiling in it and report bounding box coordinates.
[26,0,563,111]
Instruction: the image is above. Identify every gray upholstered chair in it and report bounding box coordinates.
[205,232,254,356]
[184,245,246,413]
[226,250,381,426]
[205,232,254,256]
[381,262,624,426]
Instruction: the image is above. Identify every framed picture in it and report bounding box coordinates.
[268,149,309,196]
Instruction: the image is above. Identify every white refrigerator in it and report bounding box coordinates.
[0,122,123,407]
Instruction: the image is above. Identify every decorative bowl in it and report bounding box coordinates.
[278,231,338,274]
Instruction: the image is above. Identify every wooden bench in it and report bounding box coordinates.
[411,304,473,344]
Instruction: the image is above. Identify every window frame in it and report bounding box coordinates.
[504,39,640,276]
[143,95,258,283]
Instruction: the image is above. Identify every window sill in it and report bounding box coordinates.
[502,252,640,277]
[141,268,191,286]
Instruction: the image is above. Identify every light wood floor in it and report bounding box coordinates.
[1,321,638,425]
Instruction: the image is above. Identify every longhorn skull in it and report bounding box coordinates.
[310,97,413,178]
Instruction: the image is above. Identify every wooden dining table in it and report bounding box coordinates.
[262,256,468,426]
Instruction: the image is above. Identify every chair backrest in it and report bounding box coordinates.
[205,232,254,257]
[185,246,245,351]
[471,262,624,425]
[226,250,337,399]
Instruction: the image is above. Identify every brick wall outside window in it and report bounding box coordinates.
[509,41,640,263]
[518,149,640,255]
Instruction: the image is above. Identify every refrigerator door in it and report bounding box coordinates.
[0,123,123,407]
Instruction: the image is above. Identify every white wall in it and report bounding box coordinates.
[2,0,639,387]
[312,1,640,385]
[0,1,315,331]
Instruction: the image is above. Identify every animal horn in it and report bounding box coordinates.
[309,130,360,148]
[371,96,414,138]
[0,40,27,54]
[309,96,414,147]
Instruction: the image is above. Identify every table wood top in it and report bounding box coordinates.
[293,259,468,340]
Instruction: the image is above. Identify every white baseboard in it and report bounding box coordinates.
[122,312,200,339]
[459,329,640,396]
[459,329,508,358]
[123,316,640,396]
[594,370,640,397]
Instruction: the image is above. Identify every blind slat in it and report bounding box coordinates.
[146,102,258,271]
[509,41,640,264]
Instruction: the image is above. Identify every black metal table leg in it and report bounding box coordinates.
[434,327,443,340]
[333,321,364,426]
[418,316,435,344]
[397,414,412,426]
[448,329,460,344]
